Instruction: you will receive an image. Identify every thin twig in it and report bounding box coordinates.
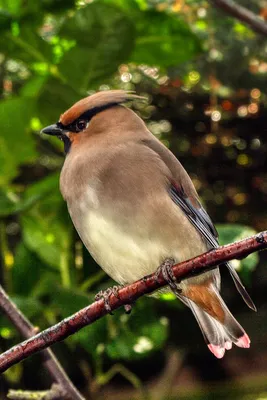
[0,231,266,374]
[209,0,267,36]
[96,363,147,399]
[0,285,85,400]
[7,384,64,400]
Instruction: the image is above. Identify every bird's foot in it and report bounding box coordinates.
[95,286,120,314]
[155,258,181,296]
[95,285,133,314]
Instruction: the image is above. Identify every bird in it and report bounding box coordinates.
[41,90,256,359]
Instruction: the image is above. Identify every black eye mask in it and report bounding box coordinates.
[58,102,119,133]
[42,102,120,154]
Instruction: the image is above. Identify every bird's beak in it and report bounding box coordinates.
[41,124,63,136]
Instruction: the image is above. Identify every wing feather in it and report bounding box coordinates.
[170,185,256,311]
[140,137,256,311]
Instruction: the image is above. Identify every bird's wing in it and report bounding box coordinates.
[141,137,256,311]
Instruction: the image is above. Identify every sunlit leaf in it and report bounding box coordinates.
[20,75,48,97]
[104,0,201,68]
[0,0,22,16]
[217,224,257,245]
[216,224,259,277]
[58,2,135,90]
[131,10,202,67]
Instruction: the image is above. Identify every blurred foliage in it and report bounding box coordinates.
[217,224,259,281]
[0,0,266,399]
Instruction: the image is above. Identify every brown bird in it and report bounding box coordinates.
[41,90,256,358]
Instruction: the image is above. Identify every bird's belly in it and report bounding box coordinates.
[71,202,208,286]
[76,211,172,285]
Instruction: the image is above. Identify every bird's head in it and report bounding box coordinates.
[41,90,145,153]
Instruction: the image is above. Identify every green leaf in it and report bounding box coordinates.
[30,271,60,298]
[50,285,91,316]
[37,77,81,124]
[21,192,70,269]
[0,0,42,18]
[40,0,75,14]
[58,2,135,90]
[0,97,38,185]
[0,23,53,64]
[0,10,12,31]
[11,295,43,319]
[131,10,202,67]
[12,244,43,296]
[49,285,108,356]
[0,173,60,217]
[20,75,48,97]
[216,224,259,275]
[49,288,168,360]
[0,189,20,217]
[0,0,22,16]
[100,1,201,68]
[72,318,108,357]
[23,172,61,204]
[100,0,144,14]
[216,224,256,245]
[21,213,62,268]
[106,299,168,360]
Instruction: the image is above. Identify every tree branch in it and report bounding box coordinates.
[209,0,267,36]
[0,285,85,400]
[0,231,266,374]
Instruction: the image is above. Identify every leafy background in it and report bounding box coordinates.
[0,0,267,399]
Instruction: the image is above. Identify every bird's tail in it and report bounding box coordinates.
[181,281,250,358]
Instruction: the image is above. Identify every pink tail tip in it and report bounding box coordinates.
[236,333,250,348]
[208,344,225,359]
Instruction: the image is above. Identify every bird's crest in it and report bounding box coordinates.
[60,90,146,126]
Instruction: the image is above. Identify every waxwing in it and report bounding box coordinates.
[42,90,255,358]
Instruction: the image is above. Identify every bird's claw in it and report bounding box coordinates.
[155,258,181,296]
[95,285,133,314]
[95,286,120,314]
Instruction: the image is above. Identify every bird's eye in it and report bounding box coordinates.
[76,119,87,132]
